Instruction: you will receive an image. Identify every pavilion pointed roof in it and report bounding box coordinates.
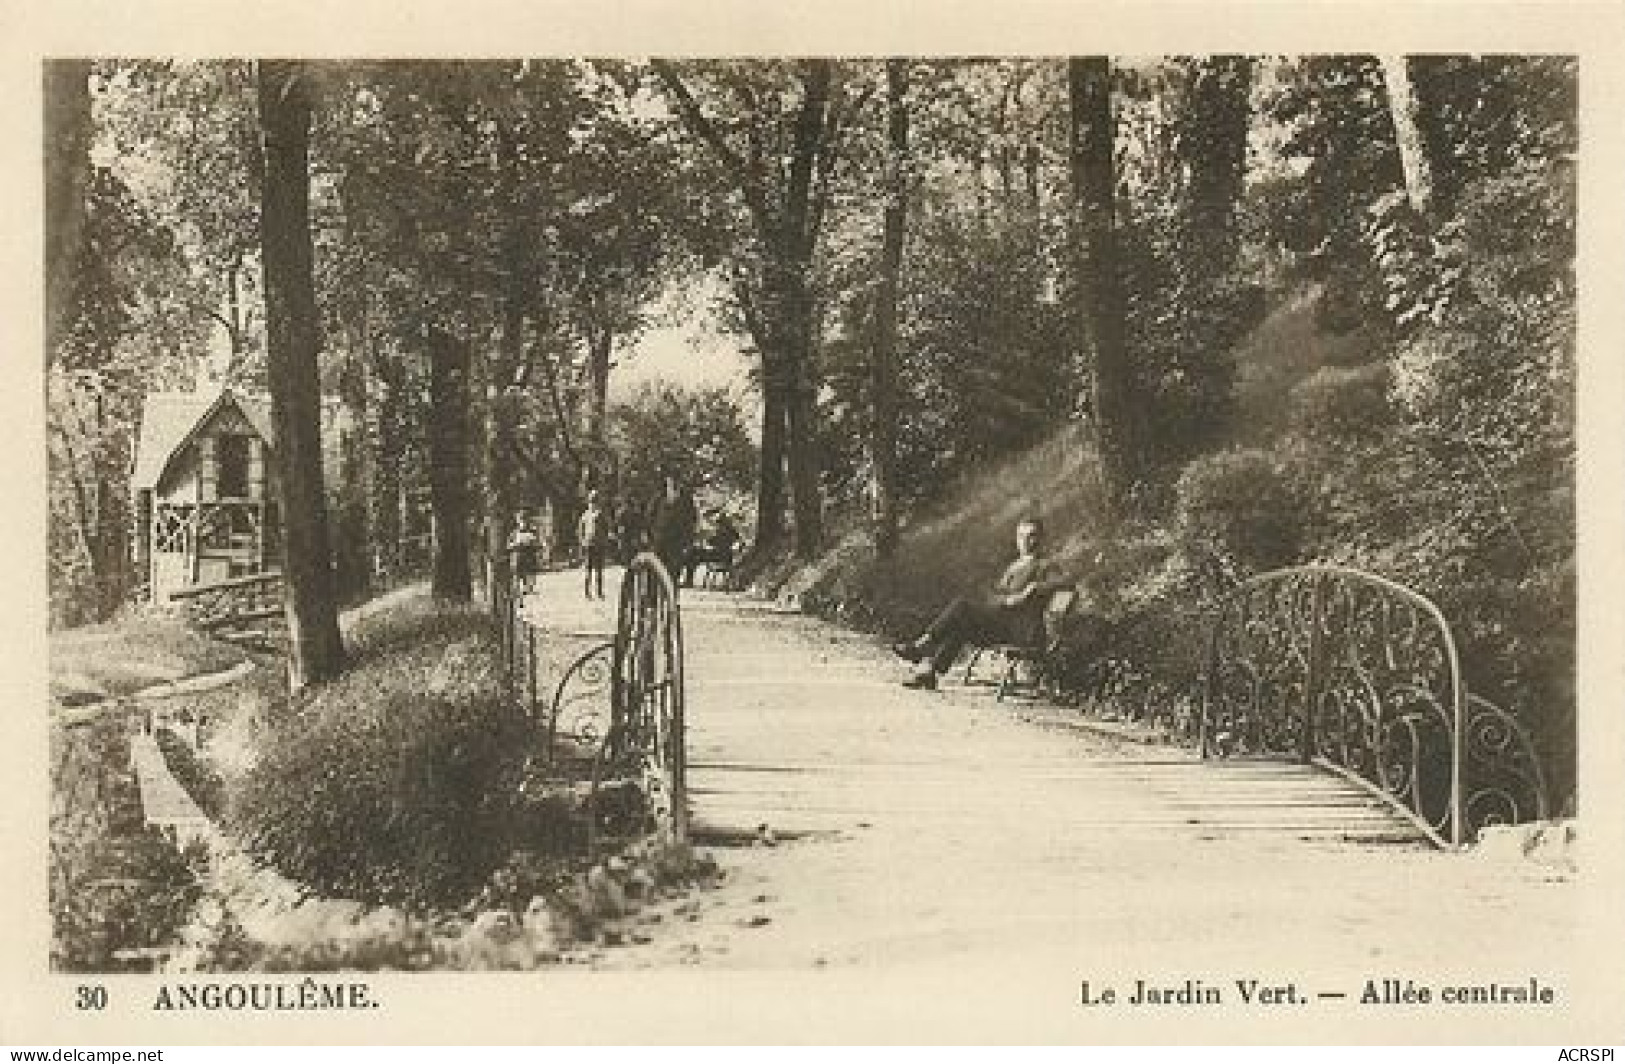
[131,388,275,493]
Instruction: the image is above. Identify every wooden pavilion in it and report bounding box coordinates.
[131,388,279,603]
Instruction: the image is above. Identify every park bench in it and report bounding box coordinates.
[961,586,1081,701]
[686,544,737,590]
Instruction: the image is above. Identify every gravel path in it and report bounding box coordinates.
[526,569,1579,1026]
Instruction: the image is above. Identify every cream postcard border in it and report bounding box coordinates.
[3,0,1622,1045]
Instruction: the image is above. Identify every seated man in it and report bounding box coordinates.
[684,514,742,587]
[892,517,1071,690]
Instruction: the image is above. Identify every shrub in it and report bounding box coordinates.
[1173,448,1305,573]
[1287,362,1393,442]
[225,607,538,909]
[155,728,226,819]
[229,689,530,909]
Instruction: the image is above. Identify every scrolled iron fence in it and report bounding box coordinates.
[546,641,616,758]
[504,554,689,855]
[1199,565,1548,848]
[589,553,688,852]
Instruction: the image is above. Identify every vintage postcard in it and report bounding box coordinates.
[4,0,1624,1047]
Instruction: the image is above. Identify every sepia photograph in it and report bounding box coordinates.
[9,2,1625,1046]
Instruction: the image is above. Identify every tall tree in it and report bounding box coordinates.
[481,107,530,625]
[48,64,219,627]
[557,72,683,475]
[1183,57,1254,280]
[424,324,475,601]
[96,61,266,380]
[653,59,852,561]
[330,62,488,598]
[1165,55,1256,453]
[331,62,678,597]
[868,59,910,559]
[44,60,93,366]
[1379,55,1435,216]
[1066,57,1135,502]
[1406,56,1576,220]
[258,59,344,688]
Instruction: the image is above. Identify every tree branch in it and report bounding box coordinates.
[651,60,775,232]
[502,432,560,497]
[809,76,867,254]
[732,270,770,353]
[785,60,833,262]
[531,328,585,476]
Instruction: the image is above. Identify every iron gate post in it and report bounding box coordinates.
[1198,618,1219,759]
[1302,571,1325,764]
[526,625,537,719]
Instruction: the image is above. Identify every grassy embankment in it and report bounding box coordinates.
[770,287,1357,644]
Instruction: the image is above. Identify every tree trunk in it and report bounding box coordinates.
[483,387,516,624]
[483,129,532,621]
[1380,55,1435,216]
[1186,57,1253,278]
[48,414,99,627]
[258,60,345,689]
[779,60,832,559]
[654,59,837,563]
[1066,57,1136,503]
[484,300,524,624]
[585,323,613,463]
[370,361,405,584]
[783,331,822,561]
[44,60,92,366]
[868,58,909,560]
[548,487,581,559]
[425,325,474,601]
[753,354,790,558]
[91,388,134,619]
[333,304,372,603]
[745,267,818,561]
[1178,56,1254,450]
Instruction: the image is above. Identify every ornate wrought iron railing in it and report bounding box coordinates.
[503,555,689,853]
[590,553,688,850]
[545,641,615,758]
[1199,565,1549,848]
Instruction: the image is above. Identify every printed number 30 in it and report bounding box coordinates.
[75,985,107,1010]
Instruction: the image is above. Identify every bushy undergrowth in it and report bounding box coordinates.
[170,837,719,972]
[1173,448,1304,572]
[225,598,554,909]
[780,237,1575,811]
[155,727,226,819]
[790,423,1118,637]
[50,613,251,704]
[51,708,204,971]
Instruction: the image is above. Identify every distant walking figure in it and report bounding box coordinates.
[507,512,542,597]
[614,503,643,567]
[646,473,698,585]
[891,517,1070,690]
[577,489,610,600]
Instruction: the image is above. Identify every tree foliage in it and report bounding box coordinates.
[49,55,1578,807]
[606,383,758,512]
[1249,55,1578,803]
